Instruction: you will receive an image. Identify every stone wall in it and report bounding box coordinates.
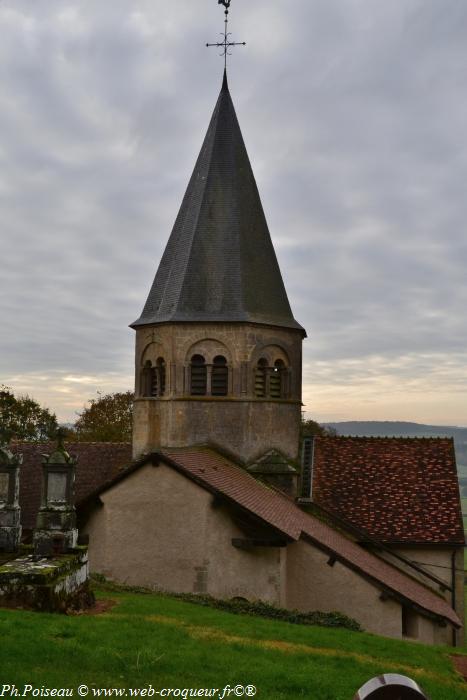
[133,399,301,464]
[132,322,303,462]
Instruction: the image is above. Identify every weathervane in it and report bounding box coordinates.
[206,0,246,71]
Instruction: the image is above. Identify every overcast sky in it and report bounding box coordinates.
[1,0,466,426]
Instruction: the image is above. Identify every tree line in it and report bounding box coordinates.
[0,386,133,443]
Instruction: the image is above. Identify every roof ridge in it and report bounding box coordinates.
[317,435,454,442]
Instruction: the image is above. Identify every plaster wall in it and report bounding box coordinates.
[387,546,463,646]
[132,322,303,462]
[83,464,283,602]
[415,615,449,646]
[286,539,403,639]
[286,540,456,644]
[380,547,452,587]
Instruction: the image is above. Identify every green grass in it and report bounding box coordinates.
[0,589,466,700]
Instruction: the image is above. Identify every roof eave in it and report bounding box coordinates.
[130,316,307,336]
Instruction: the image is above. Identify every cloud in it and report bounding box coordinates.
[0,0,466,424]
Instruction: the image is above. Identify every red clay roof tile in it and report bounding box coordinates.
[312,437,464,545]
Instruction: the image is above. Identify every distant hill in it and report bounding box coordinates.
[324,421,467,471]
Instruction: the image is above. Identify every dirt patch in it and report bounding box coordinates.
[451,654,467,681]
[147,615,186,627]
[74,599,118,616]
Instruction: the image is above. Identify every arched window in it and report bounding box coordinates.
[156,357,166,397]
[141,358,166,397]
[269,359,285,399]
[254,358,268,398]
[190,355,207,396]
[211,356,228,396]
[141,360,154,397]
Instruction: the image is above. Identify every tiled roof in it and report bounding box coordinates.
[146,448,459,628]
[312,437,464,545]
[15,442,131,530]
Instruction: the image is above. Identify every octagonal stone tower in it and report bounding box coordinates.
[131,72,306,464]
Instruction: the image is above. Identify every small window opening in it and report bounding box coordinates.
[190,355,207,396]
[211,356,228,396]
[402,605,419,639]
[254,358,268,398]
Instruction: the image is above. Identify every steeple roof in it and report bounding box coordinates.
[132,72,304,333]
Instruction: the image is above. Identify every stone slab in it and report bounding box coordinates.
[0,548,92,612]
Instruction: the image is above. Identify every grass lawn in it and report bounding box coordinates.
[0,589,467,700]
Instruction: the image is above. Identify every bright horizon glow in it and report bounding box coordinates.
[3,361,467,429]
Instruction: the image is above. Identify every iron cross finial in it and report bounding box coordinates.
[207,0,246,71]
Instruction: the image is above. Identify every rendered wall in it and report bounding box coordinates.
[287,539,403,640]
[385,545,462,646]
[83,463,283,602]
[82,462,455,646]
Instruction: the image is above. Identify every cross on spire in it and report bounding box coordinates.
[206,0,246,71]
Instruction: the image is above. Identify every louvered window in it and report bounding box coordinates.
[211,356,228,396]
[254,358,268,397]
[142,359,166,397]
[190,355,207,396]
[156,357,166,397]
[142,361,154,397]
[269,359,285,399]
[150,365,159,396]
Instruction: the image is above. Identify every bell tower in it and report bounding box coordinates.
[131,71,305,463]
[131,1,306,464]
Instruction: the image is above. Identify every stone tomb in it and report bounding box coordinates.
[0,434,92,612]
[0,444,22,552]
[0,549,91,612]
[33,431,78,556]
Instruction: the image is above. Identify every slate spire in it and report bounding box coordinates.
[132,74,304,333]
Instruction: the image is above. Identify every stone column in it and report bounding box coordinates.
[33,429,78,556]
[0,445,22,552]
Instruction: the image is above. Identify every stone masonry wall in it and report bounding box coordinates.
[132,322,303,462]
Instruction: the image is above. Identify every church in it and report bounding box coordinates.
[15,28,464,646]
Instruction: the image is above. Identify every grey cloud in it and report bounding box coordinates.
[0,0,466,423]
